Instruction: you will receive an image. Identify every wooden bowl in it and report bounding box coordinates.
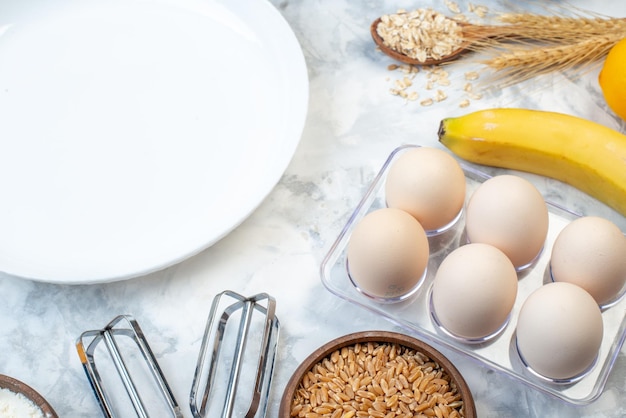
[279,330,476,418]
[0,374,58,417]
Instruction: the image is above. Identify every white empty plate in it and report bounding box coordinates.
[0,0,309,283]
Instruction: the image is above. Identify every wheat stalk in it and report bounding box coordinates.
[463,12,626,86]
[480,33,622,85]
[493,13,626,42]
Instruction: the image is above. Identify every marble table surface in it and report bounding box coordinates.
[1,0,625,417]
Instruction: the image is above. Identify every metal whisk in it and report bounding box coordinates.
[76,315,183,418]
[190,290,280,418]
[76,290,279,418]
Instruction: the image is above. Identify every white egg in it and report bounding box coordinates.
[551,216,626,307]
[516,282,603,381]
[385,147,466,233]
[465,175,549,269]
[431,243,518,341]
[347,208,429,301]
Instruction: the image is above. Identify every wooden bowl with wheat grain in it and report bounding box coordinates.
[279,331,476,418]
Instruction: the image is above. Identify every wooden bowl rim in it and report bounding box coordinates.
[279,330,476,418]
[0,374,59,418]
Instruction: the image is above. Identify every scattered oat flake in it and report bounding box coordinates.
[444,0,461,14]
[420,98,434,106]
[465,71,479,81]
[459,99,471,108]
[387,64,400,71]
[435,90,448,102]
[408,91,419,101]
[464,82,473,92]
[454,13,469,22]
[476,6,489,18]
[403,65,419,74]
[468,92,483,100]
[469,3,489,17]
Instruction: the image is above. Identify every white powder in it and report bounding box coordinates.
[0,388,44,418]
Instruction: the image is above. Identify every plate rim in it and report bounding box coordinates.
[0,0,309,284]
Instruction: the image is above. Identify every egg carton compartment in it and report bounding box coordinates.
[320,144,626,405]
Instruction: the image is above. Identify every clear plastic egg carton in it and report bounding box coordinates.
[320,144,626,405]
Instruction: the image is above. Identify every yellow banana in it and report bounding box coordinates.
[438,108,626,217]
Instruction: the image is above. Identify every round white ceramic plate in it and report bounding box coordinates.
[0,0,309,283]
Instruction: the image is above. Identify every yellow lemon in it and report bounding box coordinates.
[599,37,626,121]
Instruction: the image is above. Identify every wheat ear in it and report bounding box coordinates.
[493,13,626,42]
[480,33,622,85]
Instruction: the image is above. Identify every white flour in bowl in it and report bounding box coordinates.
[0,387,44,418]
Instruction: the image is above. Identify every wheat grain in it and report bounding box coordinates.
[290,342,465,418]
